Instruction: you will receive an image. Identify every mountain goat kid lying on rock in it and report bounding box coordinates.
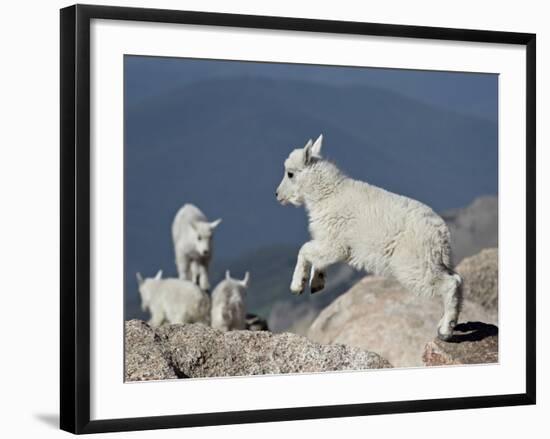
[275,135,463,341]
[136,270,211,327]
[211,271,250,331]
[172,203,222,292]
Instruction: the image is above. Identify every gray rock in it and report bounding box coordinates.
[125,319,391,381]
[307,257,497,368]
[268,301,320,335]
[125,320,179,381]
[442,195,498,263]
[422,321,498,366]
[456,248,498,318]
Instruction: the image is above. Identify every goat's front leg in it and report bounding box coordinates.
[290,247,312,295]
[189,260,200,285]
[148,306,165,327]
[176,253,192,280]
[291,241,345,295]
[197,262,210,292]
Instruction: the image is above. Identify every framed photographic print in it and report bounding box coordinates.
[60,4,536,434]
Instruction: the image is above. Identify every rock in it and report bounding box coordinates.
[422,322,498,366]
[125,320,179,381]
[125,319,391,381]
[307,261,497,368]
[456,248,498,318]
[442,195,498,263]
[268,301,320,335]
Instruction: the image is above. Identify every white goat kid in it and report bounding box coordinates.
[211,271,250,332]
[172,203,221,291]
[136,270,211,327]
[276,135,463,340]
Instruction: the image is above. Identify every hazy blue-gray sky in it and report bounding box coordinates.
[125,56,497,121]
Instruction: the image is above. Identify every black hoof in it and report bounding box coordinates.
[310,286,322,294]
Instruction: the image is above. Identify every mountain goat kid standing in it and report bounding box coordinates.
[172,203,222,292]
[211,271,250,331]
[136,270,211,327]
[275,135,462,340]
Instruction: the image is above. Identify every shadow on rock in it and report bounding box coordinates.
[448,321,498,343]
[423,321,499,366]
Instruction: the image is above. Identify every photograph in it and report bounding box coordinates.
[0,0,542,435]
[56,3,537,434]
[123,55,499,380]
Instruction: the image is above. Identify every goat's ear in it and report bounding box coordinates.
[136,272,144,285]
[303,139,314,165]
[154,270,163,280]
[241,272,250,288]
[312,134,323,158]
[209,218,222,229]
[225,270,231,281]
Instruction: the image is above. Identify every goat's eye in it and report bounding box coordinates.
[197,236,202,241]
[287,172,294,179]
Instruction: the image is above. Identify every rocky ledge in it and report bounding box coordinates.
[125,319,391,381]
[422,321,498,366]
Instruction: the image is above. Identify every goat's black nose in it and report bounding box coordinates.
[275,191,278,197]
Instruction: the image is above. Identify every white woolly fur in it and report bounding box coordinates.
[211,271,250,332]
[172,203,221,292]
[136,270,211,327]
[276,135,463,340]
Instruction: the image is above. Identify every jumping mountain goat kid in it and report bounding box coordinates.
[172,203,222,292]
[211,271,250,332]
[136,270,211,327]
[275,135,463,340]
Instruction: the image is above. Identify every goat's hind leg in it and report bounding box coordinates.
[436,271,463,341]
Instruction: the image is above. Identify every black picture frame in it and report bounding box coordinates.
[60,4,536,434]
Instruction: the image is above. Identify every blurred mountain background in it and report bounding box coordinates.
[124,57,498,328]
